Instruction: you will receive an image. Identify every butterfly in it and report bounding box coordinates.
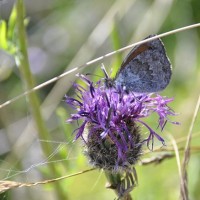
[105,35,172,93]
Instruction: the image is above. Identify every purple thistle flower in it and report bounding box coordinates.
[65,74,177,172]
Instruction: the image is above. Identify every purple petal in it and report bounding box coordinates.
[74,120,87,140]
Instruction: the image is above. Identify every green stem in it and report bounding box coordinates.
[105,170,133,200]
[15,0,67,199]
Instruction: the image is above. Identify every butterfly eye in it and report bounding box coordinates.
[105,78,115,89]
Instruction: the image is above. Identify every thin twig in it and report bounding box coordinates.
[140,153,174,165]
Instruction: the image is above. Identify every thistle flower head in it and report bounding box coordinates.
[66,74,177,172]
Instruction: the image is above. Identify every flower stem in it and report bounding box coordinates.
[105,170,133,200]
[15,0,67,199]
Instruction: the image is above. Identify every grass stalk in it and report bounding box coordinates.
[15,0,67,199]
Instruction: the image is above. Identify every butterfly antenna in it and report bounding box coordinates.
[101,63,109,79]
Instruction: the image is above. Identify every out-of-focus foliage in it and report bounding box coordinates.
[0,5,17,53]
[0,0,200,200]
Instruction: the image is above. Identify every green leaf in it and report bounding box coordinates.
[7,5,17,41]
[0,20,8,49]
[0,192,9,200]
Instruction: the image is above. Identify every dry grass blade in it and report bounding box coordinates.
[0,181,21,193]
[0,23,200,109]
[0,168,94,193]
[170,135,187,200]
[181,94,200,200]
[1,145,200,194]
[0,153,175,194]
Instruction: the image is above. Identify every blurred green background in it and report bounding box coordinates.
[0,0,200,199]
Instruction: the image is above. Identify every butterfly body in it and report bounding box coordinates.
[112,35,172,93]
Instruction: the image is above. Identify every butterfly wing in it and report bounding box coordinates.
[114,35,172,93]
